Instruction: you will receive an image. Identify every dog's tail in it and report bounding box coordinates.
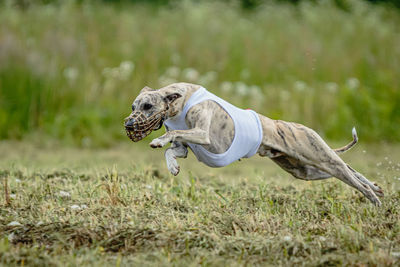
[334,127,358,154]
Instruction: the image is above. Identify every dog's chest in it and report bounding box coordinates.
[198,101,235,154]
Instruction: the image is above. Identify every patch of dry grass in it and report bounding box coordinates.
[0,141,399,266]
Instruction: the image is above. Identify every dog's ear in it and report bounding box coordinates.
[139,86,153,94]
[163,93,182,104]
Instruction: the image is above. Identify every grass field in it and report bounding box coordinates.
[1,140,399,266]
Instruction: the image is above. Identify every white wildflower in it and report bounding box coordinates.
[249,85,263,98]
[145,185,152,189]
[221,81,233,93]
[15,179,21,183]
[7,221,21,226]
[325,82,338,93]
[346,77,360,90]
[59,190,71,198]
[119,61,134,80]
[283,235,292,242]
[80,204,88,209]
[319,236,326,242]
[70,205,81,210]
[294,81,307,92]
[63,67,79,83]
[10,194,16,199]
[235,82,249,96]
[183,68,199,81]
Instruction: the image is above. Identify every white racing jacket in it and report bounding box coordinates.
[164,87,263,167]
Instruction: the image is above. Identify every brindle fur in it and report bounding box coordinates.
[125,83,384,206]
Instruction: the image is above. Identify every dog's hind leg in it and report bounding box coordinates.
[269,155,381,206]
[274,152,382,205]
[258,116,381,205]
[320,161,381,206]
[270,155,332,181]
[346,165,384,197]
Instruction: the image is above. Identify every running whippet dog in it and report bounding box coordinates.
[124,83,384,206]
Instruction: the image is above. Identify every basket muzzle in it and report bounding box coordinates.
[124,110,167,142]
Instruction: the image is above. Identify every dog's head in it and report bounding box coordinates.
[124,86,181,142]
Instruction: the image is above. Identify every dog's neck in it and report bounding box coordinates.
[161,83,201,120]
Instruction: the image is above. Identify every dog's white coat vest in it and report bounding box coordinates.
[164,87,263,167]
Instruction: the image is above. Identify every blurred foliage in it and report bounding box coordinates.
[0,0,399,146]
[4,0,400,9]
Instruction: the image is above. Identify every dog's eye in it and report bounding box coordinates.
[143,103,153,110]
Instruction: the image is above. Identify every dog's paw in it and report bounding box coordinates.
[150,137,169,148]
[372,182,384,197]
[373,197,382,207]
[167,159,180,176]
[165,152,180,176]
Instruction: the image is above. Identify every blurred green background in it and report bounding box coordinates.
[0,0,399,147]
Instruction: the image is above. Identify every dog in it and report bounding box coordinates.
[124,83,384,206]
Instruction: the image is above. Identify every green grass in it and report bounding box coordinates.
[0,0,399,145]
[0,141,399,266]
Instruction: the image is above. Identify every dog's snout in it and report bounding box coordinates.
[124,117,135,127]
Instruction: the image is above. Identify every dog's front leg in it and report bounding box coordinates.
[149,128,210,148]
[150,104,212,148]
[164,141,188,176]
[150,103,212,175]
